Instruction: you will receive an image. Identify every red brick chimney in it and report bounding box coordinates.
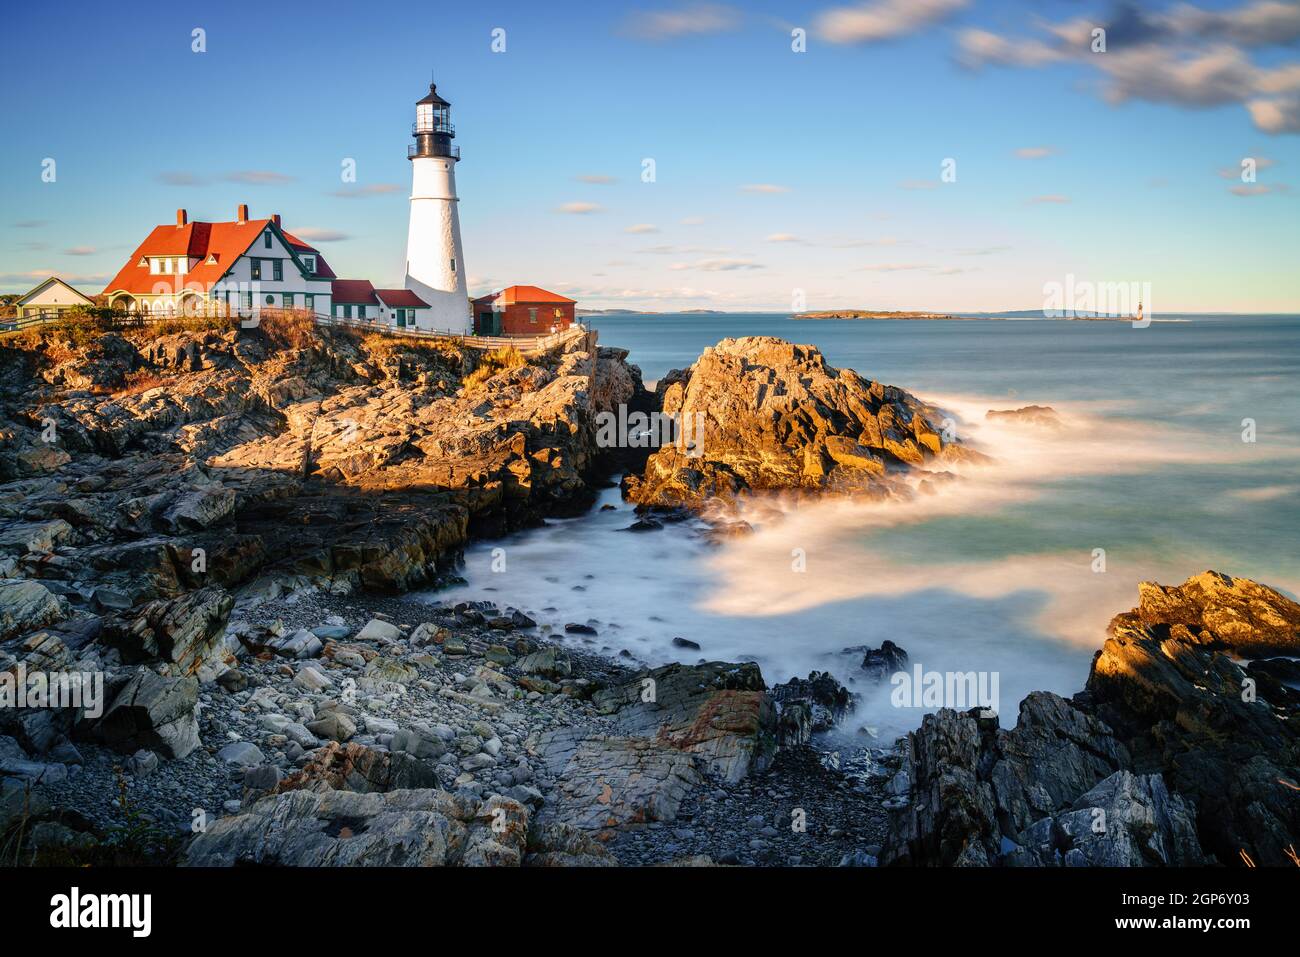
[272,213,281,228]
[176,208,188,227]
[236,203,248,224]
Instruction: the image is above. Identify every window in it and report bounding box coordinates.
[263,230,272,249]
[333,304,340,317]
[243,291,253,311]
[344,304,353,319]
[265,295,275,306]
[304,294,314,312]
[449,257,456,273]
[283,293,294,308]
[302,255,315,274]
[528,307,538,324]
[272,260,283,282]
[250,259,262,280]
[149,259,160,274]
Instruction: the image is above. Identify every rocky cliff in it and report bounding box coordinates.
[884,571,1300,867]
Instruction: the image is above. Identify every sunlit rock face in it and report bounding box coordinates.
[623,336,979,511]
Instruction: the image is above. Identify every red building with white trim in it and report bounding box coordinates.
[471,285,576,336]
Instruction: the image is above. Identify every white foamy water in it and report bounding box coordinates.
[417,315,1300,744]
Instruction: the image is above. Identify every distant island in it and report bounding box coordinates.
[794,310,968,320]
[574,307,1144,321]
[577,308,728,317]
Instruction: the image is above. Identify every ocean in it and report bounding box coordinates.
[423,314,1300,742]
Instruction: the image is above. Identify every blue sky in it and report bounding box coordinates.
[3,0,1298,312]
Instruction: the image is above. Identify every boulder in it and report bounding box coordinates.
[593,661,777,783]
[0,579,67,642]
[88,669,200,759]
[182,787,530,867]
[770,671,856,733]
[277,741,439,794]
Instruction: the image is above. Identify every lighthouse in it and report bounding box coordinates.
[403,81,469,333]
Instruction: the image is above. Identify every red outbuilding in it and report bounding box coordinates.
[471,285,576,336]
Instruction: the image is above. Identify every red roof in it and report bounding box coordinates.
[331,279,378,305]
[375,288,429,308]
[472,284,576,306]
[282,231,337,279]
[104,216,336,295]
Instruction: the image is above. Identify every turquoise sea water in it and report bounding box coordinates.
[429,314,1300,740]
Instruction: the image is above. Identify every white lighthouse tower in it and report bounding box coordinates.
[404,81,469,333]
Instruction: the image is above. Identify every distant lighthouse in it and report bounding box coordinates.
[404,80,469,333]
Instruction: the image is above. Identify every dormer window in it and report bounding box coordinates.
[301,255,316,274]
[205,254,218,266]
[138,256,147,267]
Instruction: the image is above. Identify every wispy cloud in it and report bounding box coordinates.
[624,223,659,233]
[13,220,46,229]
[1229,182,1288,195]
[1217,156,1276,177]
[956,244,1011,256]
[956,2,1300,136]
[816,0,969,44]
[329,184,402,199]
[622,3,741,40]
[63,246,96,256]
[669,257,763,271]
[292,228,350,242]
[576,174,617,184]
[1014,146,1059,159]
[837,237,909,247]
[765,232,802,242]
[740,183,791,193]
[1,270,108,288]
[555,201,603,214]
[224,170,295,185]
[157,171,206,187]
[859,262,930,271]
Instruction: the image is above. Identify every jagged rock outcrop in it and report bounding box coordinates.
[182,787,531,867]
[623,337,978,509]
[884,571,1300,867]
[770,671,856,746]
[1086,570,1300,865]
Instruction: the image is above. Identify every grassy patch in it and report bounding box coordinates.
[461,346,525,394]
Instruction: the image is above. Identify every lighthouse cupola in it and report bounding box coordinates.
[410,83,459,161]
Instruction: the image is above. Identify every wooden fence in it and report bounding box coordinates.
[2,307,591,355]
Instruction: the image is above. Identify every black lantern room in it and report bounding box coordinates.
[410,82,459,161]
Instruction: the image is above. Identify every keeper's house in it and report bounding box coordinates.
[471,285,576,336]
[103,205,337,317]
[329,279,432,328]
[14,276,95,320]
